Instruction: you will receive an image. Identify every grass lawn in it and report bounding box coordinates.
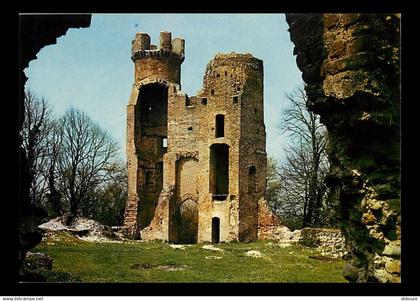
[32,233,346,283]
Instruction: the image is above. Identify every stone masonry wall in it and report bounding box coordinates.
[124,31,270,243]
[124,32,184,238]
[299,228,346,258]
[286,14,400,282]
[165,53,266,243]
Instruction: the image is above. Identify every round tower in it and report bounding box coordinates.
[131,32,185,85]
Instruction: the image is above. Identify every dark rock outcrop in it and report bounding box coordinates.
[286,13,400,282]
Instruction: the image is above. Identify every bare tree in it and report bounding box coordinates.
[273,87,332,229]
[22,90,53,207]
[80,161,128,226]
[265,156,282,213]
[43,119,64,217]
[55,108,119,221]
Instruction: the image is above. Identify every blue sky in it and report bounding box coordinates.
[25,14,303,163]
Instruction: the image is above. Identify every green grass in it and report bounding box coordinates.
[33,233,346,283]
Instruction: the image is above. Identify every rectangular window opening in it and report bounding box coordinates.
[215,115,225,138]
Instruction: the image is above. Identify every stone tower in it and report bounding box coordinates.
[124,31,277,243]
[124,31,185,238]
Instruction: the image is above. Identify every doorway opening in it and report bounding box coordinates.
[177,199,198,244]
[212,217,220,244]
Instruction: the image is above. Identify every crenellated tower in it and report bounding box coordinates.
[131,31,185,84]
[124,32,185,238]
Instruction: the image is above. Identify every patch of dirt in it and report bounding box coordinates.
[130,263,187,271]
[156,264,187,271]
[130,263,155,269]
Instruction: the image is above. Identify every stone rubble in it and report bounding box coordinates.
[245,250,263,258]
[201,245,224,252]
[38,216,123,243]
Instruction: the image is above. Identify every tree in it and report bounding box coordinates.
[43,119,64,217]
[80,162,128,226]
[271,87,334,229]
[265,156,282,213]
[22,90,53,208]
[55,108,119,221]
[94,162,127,226]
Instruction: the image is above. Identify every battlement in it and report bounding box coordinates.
[131,31,185,62]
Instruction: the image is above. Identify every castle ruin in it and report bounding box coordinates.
[123,31,280,243]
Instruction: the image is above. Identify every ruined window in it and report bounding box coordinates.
[248,166,256,193]
[211,89,215,95]
[237,86,240,91]
[173,86,176,93]
[215,114,225,138]
[212,217,220,244]
[201,98,207,105]
[216,73,220,77]
[210,144,229,200]
[188,126,193,131]
[232,96,238,104]
[224,71,227,76]
[185,96,191,106]
[138,83,168,127]
[163,137,168,148]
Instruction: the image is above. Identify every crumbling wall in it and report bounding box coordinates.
[140,185,175,241]
[286,13,400,282]
[257,197,285,240]
[299,228,346,258]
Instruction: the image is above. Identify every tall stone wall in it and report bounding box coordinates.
[286,14,400,282]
